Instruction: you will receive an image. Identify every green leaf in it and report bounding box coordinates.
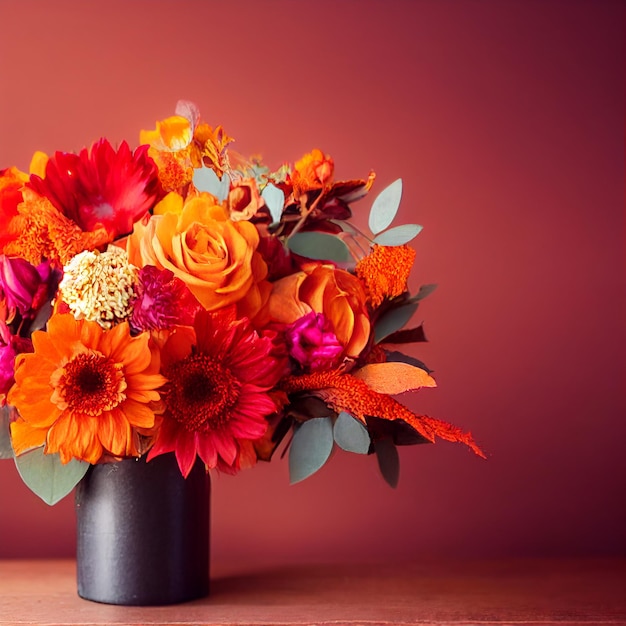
[289,417,334,484]
[411,283,438,302]
[0,406,14,460]
[333,412,371,454]
[192,167,230,201]
[288,396,336,422]
[14,447,90,505]
[261,183,285,224]
[385,350,432,374]
[381,324,428,345]
[288,232,352,263]
[376,438,399,488]
[374,301,419,343]
[27,298,53,334]
[373,224,423,246]
[368,178,402,235]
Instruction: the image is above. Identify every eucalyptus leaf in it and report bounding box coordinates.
[333,412,371,454]
[373,224,423,246]
[261,183,285,224]
[289,417,334,484]
[192,167,230,201]
[0,406,14,459]
[376,437,400,488]
[288,232,352,263]
[374,301,419,343]
[14,447,90,505]
[368,178,402,235]
[411,283,438,302]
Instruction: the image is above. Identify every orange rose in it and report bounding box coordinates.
[267,263,370,358]
[228,178,264,222]
[127,193,269,316]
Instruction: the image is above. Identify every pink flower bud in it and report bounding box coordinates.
[286,312,343,372]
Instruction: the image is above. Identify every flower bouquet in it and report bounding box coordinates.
[0,100,483,604]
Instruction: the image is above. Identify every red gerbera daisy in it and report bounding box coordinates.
[147,309,284,477]
[28,138,162,239]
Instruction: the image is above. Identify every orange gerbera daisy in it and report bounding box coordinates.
[8,313,166,464]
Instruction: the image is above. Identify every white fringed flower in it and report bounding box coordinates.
[59,245,138,329]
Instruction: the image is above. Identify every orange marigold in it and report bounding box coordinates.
[150,149,195,192]
[4,190,110,267]
[355,244,416,308]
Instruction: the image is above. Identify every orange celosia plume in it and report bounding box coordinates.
[280,369,485,458]
[356,244,416,307]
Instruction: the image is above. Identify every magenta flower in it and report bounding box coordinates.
[130,266,202,333]
[286,312,343,372]
[0,255,59,323]
[0,322,32,405]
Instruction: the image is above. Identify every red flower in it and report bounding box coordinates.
[28,139,162,239]
[0,167,28,252]
[147,310,284,476]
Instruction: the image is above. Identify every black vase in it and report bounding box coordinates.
[75,453,210,605]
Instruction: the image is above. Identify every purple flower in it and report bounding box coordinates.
[286,312,343,372]
[130,266,202,332]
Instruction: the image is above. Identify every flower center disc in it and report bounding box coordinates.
[165,354,240,432]
[53,351,127,415]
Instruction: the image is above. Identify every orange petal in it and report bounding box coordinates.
[10,419,47,455]
[153,191,184,216]
[29,151,49,178]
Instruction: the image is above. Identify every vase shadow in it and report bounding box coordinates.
[206,564,344,606]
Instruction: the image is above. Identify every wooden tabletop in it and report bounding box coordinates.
[0,558,625,625]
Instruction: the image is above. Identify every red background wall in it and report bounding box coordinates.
[0,0,623,565]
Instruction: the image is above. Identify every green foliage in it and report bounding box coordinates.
[374,301,420,343]
[289,417,334,484]
[373,224,423,246]
[288,232,352,263]
[14,447,90,505]
[368,178,403,235]
[0,407,13,460]
[411,283,438,302]
[192,167,230,201]
[375,438,400,488]
[333,412,371,454]
[261,183,285,224]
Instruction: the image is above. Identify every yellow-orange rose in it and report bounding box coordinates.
[267,263,370,358]
[127,193,269,315]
